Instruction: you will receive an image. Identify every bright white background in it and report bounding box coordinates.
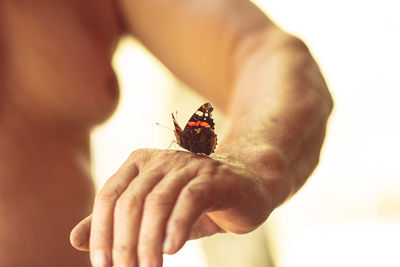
[92,1,400,266]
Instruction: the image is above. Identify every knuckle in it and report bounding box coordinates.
[129,148,146,158]
[217,164,234,177]
[184,183,208,202]
[169,217,187,232]
[113,244,130,255]
[96,187,120,203]
[156,149,173,159]
[145,191,173,208]
[112,244,136,263]
[141,169,162,178]
[115,193,142,212]
[128,148,159,166]
[198,160,221,175]
[127,148,146,165]
[207,159,221,169]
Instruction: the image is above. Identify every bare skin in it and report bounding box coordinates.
[1,1,120,266]
[0,1,332,267]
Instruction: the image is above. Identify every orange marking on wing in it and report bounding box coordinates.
[175,126,183,132]
[187,121,210,127]
[199,122,210,127]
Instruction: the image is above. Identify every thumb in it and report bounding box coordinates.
[70,214,92,251]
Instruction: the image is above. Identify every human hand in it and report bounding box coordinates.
[70,148,277,267]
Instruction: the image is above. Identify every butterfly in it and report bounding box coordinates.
[171,103,217,155]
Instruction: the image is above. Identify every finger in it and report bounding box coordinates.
[90,163,139,267]
[163,175,224,255]
[70,214,92,251]
[187,214,223,240]
[137,166,198,267]
[112,170,165,267]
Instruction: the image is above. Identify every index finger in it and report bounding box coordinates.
[90,161,139,267]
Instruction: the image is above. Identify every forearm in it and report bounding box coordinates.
[217,30,333,208]
[119,0,332,217]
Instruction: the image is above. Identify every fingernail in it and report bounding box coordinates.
[92,250,110,267]
[163,236,176,254]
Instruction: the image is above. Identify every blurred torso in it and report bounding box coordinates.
[0,1,122,266]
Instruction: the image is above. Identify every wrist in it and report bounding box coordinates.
[213,146,293,209]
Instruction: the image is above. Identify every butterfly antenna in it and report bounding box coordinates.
[155,122,174,132]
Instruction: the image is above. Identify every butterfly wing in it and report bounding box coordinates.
[183,103,217,155]
[183,102,215,132]
[171,103,217,155]
[171,112,183,133]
